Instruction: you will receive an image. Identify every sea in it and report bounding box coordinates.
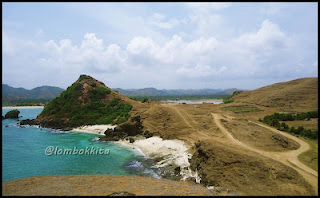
[2,107,160,182]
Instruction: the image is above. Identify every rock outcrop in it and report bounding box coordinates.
[101,115,143,141]
[4,109,20,119]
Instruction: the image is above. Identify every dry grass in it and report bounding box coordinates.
[221,105,263,113]
[285,118,318,131]
[298,138,318,171]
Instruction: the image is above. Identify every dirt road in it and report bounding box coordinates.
[212,113,318,194]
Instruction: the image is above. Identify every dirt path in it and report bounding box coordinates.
[166,105,212,140]
[212,113,318,194]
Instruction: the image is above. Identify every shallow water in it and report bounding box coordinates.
[2,108,160,181]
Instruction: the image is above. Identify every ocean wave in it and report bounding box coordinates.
[126,160,144,169]
[91,137,100,142]
[142,169,161,179]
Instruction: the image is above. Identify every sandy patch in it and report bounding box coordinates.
[117,136,200,182]
[72,125,116,135]
[2,106,44,109]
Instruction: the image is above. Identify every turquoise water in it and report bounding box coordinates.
[2,108,159,182]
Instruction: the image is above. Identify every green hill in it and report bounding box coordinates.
[2,84,64,99]
[35,75,135,129]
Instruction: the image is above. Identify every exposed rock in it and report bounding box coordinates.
[143,130,153,138]
[4,110,20,119]
[101,128,127,141]
[114,115,143,136]
[108,191,136,196]
[100,115,143,141]
[20,119,38,126]
[129,137,135,143]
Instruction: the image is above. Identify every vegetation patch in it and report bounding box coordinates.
[129,97,149,103]
[298,138,318,171]
[223,98,234,104]
[259,110,318,139]
[4,109,20,119]
[221,105,262,113]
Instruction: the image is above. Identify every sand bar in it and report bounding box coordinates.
[2,106,44,109]
[72,125,116,135]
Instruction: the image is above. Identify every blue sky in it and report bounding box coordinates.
[2,2,318,90]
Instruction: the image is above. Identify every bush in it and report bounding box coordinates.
[232,91,242,96]
[223,98,234,104]
[260,111,318,139]
[129,97,149,103]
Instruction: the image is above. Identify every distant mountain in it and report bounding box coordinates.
[2,84,64,99]
[113,87,240,97]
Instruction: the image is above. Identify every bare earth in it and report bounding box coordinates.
[2,175,217,196]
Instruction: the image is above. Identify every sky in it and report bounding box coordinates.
[2,2,318,90]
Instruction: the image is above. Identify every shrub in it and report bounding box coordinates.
[223,98,234,104]
[260,111,318,139]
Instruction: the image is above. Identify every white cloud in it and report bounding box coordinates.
[2,17,317,89]
[176,64,227,77]
[235,19,287,50]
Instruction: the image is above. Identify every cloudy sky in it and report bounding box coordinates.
[2,2,318,90]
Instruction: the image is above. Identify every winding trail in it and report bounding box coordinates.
[166,105,212,140]
[212,113,318,194]
[160,104,317,194]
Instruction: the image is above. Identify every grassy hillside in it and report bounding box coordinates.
[232,78,318,112]
[36,75,136,129]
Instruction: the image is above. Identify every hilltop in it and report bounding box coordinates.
[34,75,138,129]
[231,77,318,112]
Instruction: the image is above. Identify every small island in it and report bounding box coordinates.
[3,109,20,119]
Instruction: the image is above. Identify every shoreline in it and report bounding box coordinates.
[159,99,223,105]
[71,125,116,136]
[115,136,200,182]
[2,106,44,109]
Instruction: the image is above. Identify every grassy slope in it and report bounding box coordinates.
[298,138,318,171]
[231,78,318,173]
[232,77,318,112]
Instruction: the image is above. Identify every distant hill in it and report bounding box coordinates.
[231,77,318,112]
[2,84,64,99]
[113,88,240,97]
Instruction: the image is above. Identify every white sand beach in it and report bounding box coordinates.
[72,125,116,135]
[117,136,201,182]
[2,106,44,109]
